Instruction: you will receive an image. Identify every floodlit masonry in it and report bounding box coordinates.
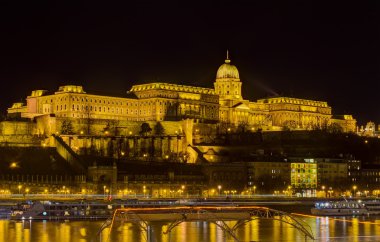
[7,53,356,134]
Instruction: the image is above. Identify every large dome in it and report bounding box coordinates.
[216,58,240,79]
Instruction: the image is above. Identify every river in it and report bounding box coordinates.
[1,204,380,241]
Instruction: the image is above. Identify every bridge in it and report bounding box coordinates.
[99,205,314,242]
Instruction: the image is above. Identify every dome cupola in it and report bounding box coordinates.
[216,51,240,79]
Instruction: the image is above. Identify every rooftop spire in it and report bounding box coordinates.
[225,49,231,63]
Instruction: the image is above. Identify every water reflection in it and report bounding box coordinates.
[1,216,380,241]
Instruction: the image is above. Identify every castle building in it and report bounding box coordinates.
[7,53,356,133]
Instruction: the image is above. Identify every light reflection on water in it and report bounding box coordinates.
[1,217,380,242]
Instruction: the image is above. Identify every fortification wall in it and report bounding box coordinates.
[0,121,36,135]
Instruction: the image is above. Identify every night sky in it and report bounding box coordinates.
[0,2,378,124]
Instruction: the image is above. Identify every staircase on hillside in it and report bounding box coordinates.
[52,135,86,173]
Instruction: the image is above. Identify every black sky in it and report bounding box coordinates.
[0,2,378,124]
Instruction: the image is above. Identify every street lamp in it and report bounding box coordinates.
[181,185,185,197]
[353,185,357,197]
[103,185,107,198]
[328,187,333,198]
[143,186,146,198]
[25,188,29,196]
[18,185,22,194]
[253,186,256,196]
[321,185,326,197]
[218,185,222,196]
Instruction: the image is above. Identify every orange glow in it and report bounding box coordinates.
[292,212,380,225]
[109,205,272,232]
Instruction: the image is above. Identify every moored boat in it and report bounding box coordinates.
[311,199,380,216]
[10,199,183,220]
[11,201,116,220]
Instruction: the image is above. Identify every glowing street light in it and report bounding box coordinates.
[181,185,186,197]
[25,188,29,196]
[321,185,326,197]
[253,185,257,195]
[353,185,357,197]
[218,185,222,196]
[18,185,22,194]
[328,187,333,197]
[287,186,292,196]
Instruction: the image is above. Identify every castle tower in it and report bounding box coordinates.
[214,51,242,101]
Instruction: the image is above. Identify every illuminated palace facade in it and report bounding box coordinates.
[8,55,356,132]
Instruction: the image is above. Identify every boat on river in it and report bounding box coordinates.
[11,201,118,220]
[311,199,380,216]
[10,199,179,220]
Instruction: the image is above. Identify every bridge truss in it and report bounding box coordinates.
[100,206,314,242]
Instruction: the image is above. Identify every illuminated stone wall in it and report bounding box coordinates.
[0,121,35,135]
[61,134,187,160]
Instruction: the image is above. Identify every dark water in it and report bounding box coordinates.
[2,205,380,241]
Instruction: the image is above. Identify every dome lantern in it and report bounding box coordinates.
[216,50,239,79]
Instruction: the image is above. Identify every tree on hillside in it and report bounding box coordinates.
[107,140,114,158]
[217,121,231,134]
[60,119,74,135]
[153,122,165,135]
[140,122,152,136]
[103,120,120,136]
[282,120,298,131]
[179,151,191,163]
[237,121,249,133]
[83,105,95,135]
[328,123,343,134]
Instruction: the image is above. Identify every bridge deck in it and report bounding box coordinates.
[102,205,314,241]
